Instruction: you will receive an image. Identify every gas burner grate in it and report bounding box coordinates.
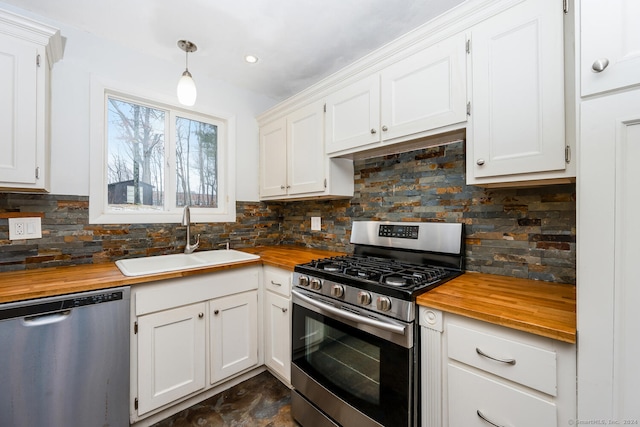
[309,255,450,288]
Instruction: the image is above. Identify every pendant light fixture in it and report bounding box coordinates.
[177,40,197,106]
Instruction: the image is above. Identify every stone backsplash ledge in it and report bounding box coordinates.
[0,142,576,284]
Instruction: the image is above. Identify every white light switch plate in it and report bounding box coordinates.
[311,217,321,231]
[8,217,42,240]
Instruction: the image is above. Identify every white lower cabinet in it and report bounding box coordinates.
[137,302,206,416]
[209,291,258,384]
[264,291,291,382]
[448,364,557,427]
[131,267,261,423]
[263,266,292,384]
[420,308,575,427]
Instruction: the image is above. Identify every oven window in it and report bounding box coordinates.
[305,316,381,405]
[292,303,411,427]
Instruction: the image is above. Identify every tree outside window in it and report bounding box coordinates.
[106,96,219,212]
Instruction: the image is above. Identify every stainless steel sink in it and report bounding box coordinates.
[115,250,260,277]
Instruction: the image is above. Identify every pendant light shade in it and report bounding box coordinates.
[177,40,197,106]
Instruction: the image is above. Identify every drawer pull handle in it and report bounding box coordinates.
[476,347,516,365]
[477,410,506,427]
[270,280,282,286]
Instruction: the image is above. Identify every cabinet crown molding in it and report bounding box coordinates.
[257,0,523,125]
[0,9,64,67]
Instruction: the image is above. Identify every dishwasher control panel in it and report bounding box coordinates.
[63,291,124,309]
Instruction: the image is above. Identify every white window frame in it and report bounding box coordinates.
[89,78,236,224]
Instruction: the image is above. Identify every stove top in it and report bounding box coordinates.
[293,221,464,321]
[316,255,449,285]
[295,255,461,300]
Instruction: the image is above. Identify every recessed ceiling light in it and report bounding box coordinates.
[244,54,259,64]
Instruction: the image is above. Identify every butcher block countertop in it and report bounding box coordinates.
[0,245,344,304]
[417,272,576,343]
[1,245,575,344]
[240,245,345,270]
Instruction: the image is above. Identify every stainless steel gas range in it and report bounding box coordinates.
[291,220,464,427]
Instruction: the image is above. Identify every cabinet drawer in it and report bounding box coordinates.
[448,364,557,427]
[447,322,557,396]
[264,266,291,297]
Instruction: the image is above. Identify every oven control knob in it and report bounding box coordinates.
[298,276,310,287]
[376,297,392,312]
[330,284,344,298]
[310,278,322,290]
[357,291,372,306]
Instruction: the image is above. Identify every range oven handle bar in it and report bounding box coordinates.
[292,289,406,336]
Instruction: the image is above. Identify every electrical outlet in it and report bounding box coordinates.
[15,222,25,236]
[311,217,321,231]
[8,217,42,240]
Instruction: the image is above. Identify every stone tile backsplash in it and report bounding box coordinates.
[0,142,575,284]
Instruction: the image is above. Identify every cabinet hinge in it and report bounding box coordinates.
[324,178,327,189]
[565,145,571,164]
[134,321,138,334]
[36,54,41,67]
[323,103,326,113]
[466,39,471,54]
[35,167,40,180]
[563,0,569,14]
[466,102,471,116]
[134,397,138,410]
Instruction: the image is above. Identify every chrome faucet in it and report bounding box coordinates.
[182,205,200,254]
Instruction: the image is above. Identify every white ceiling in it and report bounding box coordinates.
[3,0,465,101]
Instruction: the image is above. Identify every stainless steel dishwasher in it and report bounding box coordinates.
[0,286,130,427]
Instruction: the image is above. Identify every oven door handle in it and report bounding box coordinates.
[292,289,406,336]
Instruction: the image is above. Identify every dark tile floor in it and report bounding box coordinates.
[152,371,300,427]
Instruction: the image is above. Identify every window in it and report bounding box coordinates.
[90,86,235,224]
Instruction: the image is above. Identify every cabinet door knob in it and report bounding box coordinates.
[214,309,219,315]
[198,312,204,318]
[476,158,485,166]
[281,307,288,313]
[381,125,388,132]
[591,57,609,73]
[280,185,285,190]
[370,128,377,134]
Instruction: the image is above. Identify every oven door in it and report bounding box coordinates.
[291,288,413,427]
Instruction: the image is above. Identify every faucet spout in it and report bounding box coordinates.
[182,205,200,254]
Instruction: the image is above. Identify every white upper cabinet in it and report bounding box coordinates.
[287,103,327,195]
[380,33,467,142]
[0,10,62,191]
[259,117,287,198]
[466,0,569,186]
[580,0,640,96]
[259,100,354,201]
[325,32,467,156]
[259,0,575,189]
[325,75,380,154]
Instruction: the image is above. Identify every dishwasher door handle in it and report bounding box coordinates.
[23,310,72,326]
